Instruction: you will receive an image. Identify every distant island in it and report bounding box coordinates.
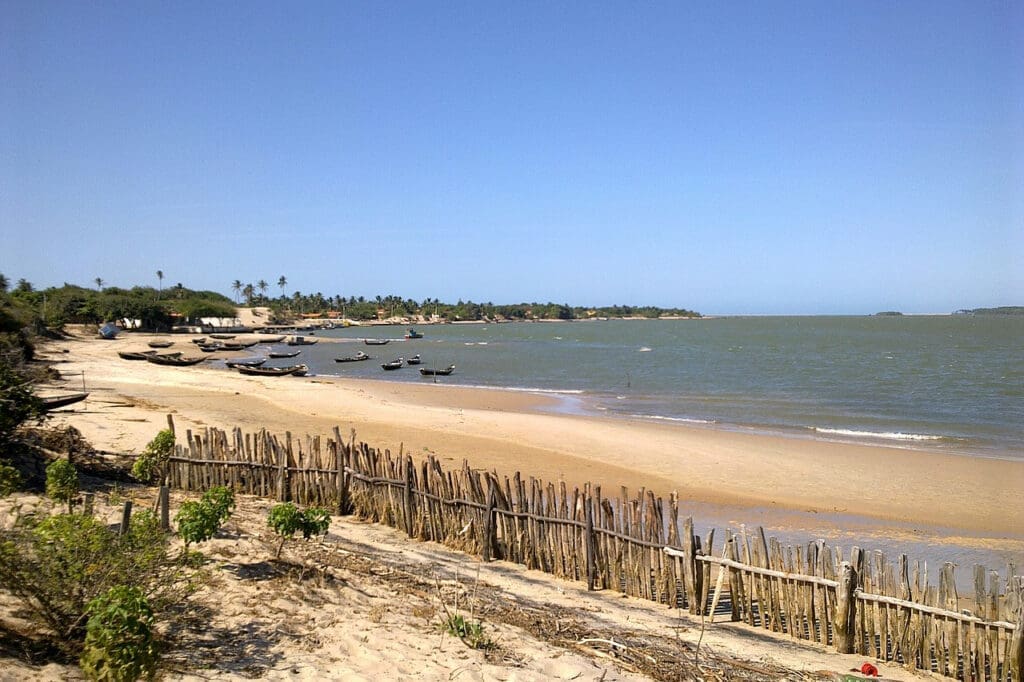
[953,306,1024,316]
[875,311,903,316]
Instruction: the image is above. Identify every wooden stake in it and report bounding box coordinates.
[835,561,857,653]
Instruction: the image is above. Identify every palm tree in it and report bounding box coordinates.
[257,279,268,303]
[242,283,255,306]
[156,270,164,298]
[95,277,104,291]
[277,276,287,300]
[0,273,8,293]
[231,280,242,304]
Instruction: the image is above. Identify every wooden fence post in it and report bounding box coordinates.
[333,427,348,515]
[275,436,291,502]
[584,491,596,591]
[403,455,414,538]
[482,476,497,561]
[158,486,170,531]
[1010,577,1024,682]
[682,516,699,614]
[118,500,133,536]
[834,561,857,654]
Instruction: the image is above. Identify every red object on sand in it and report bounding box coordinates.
[859,663,879,677]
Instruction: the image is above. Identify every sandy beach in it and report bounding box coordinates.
[41,331,1024,546]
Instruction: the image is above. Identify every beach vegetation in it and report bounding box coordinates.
[131,429,176,485]
[442,613,495,650]
[45,458,79,513]
[174,486,234,549]
[79,585,158,682]
[267,502,331,558]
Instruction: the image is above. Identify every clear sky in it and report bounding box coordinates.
[2,1,1021,314]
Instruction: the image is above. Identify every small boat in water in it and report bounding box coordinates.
[381,359,404,371]
[236,364,307,377]
[364,338,390,345]
[419,364,455,376]
[147,340,174,348]
[404,328,423,339]
[118,350,159,361]
[40,392,90,412]
[287,335,318,346]
[335,351,371,363]
[146,353,205,366]
[405,354,421,365]
[268,349,301,358]
[225,358,267,368]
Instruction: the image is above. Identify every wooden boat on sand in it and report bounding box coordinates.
[40,392,90,412]
[147,341,174,348]
[118,350,159,361]
[236,364,307,377]
[225,358,266,368]
[145,353,205,366]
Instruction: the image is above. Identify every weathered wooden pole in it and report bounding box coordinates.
[158,486,170,531]
[482,477,497,561]
[682,516,699,614]
[403,455,414,538]
[118,500,133,536]
[584,490,596,591]
[834,561,857,654]
[1010,577,1024,682]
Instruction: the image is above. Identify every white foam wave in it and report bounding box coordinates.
[812,427,944,441]
[630,414,714,425]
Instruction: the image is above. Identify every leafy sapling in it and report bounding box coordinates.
[45,458,79,513]
[267,503,331,559]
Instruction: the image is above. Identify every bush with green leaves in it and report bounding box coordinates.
[0,509,190,652]
[267,503,331,558]
[0,361,44,448]
[131,429,175,484]
[0,460,21,496]
[174,486,234,549]
[45,458,79,512]
[443,613,494,650]
[79,585,158,682]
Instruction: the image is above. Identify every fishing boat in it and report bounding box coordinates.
[147,341,174,348]
[236,364,307,376]
[145,353,206,366]
[118,350,159,361]
[405,355,422,365]
[197,344,222,352]
[40,392,90,412]
[404,328,424,339]
[209,333,236,340]
[225,358,267,368]
[364,338,390,345]
[191,337,206,344]
[335,352,371,363]
[286,336,318,346]
[268,349,301,358]
[381,359,404,371]
[419,364,455,376]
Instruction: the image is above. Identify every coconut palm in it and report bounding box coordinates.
[277,275,287,300]
[94,277,104,291]
[242,283,255,306]
[156,270,164,298]
[257,279,268,303]
[232,279,242,304]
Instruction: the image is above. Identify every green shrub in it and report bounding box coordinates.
[267,503,331,558]
[200,486,235,525]
[131,429,175,484]
[174,487,233,549]
[0,460,21,496]
[443,613,494,650]
[45,458,79,512]
[79,585,158,682]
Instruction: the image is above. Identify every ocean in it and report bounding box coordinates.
[265,315,1023,460]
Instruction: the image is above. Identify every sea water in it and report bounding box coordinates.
[287,315,1023,459]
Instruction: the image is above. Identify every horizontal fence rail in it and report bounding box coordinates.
[164,424,1024,681]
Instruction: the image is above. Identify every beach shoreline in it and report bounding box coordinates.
[39,331,1024,566]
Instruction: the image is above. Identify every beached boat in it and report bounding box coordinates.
[40,392,89,412]
[381,359,404,371]
[225,358,267,368]
[268,349,301,358]
[146,353,206,366]
[147,341,174,348]
[286,336,318,346]
[335,352,371,363]
[98,323,120,340]
[118,350,159,361]
[209,334,236,340]
[404,329,424,339]
[405,354,422,365]
[191,337,206,344]
[197,344,222,352]
[219,341,258,350]
[419,365,455,376]
[236,364,307,377]
[364,338,390,345]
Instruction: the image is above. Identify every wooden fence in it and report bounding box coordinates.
[165,425,1024,681]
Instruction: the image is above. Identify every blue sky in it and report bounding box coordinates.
[2,1,1021,314]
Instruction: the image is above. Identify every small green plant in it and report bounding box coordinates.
[0,460,22,496]
[200,486,235,525]
[443,613,494,650]
[131,429,175,484]
[45,458,79,512]
[79,585,158,682]
[174,486,234,550]
[267,503,331,559]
